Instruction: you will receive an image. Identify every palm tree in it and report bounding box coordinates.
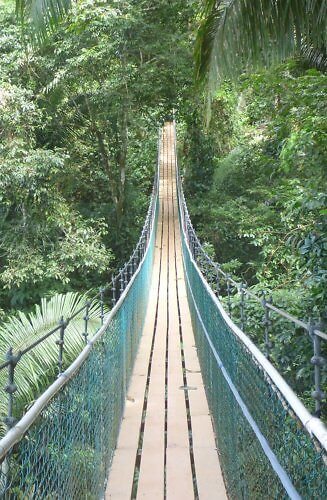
[16,0,72,40]
[195,0,327,92]
[0,291,101,437]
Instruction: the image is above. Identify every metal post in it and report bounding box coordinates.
[112,276,116,306]
[309,318,326,417]
[240,283,247,332]
[187,222,192,253]
[262,293,272,359]
[133,252,138,273]
[56,316,66,374]
[191,231,196,262]
[129,259,133,281]
[195,236,199,262]
[139,239,143,261]
[139,237,143,260]
[124,266,128,289]
[4,347,20,430]
[100,288,104,325]
[184,210,187,235]
[226,274,232,317]
[119,270,124,296]
[189,224,193,255]
[216,265,221,297]
[148,207,152,232]
[83,302,90,344]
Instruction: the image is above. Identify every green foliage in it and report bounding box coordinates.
[183,60,327,405]
[0,0,195,314]
[0,83,112,307]
[0,291,101,436]
[195,0,327,95]
[16,0,72,42]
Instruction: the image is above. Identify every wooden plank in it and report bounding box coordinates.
[166,130,194,498]
[106,123,227,500]
[135,128,169,500]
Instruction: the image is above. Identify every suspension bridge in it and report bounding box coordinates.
[0,122,326,499]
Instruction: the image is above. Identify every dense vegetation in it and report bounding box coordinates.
[0,0,326,416]
[0,0,194,317]
[183,63,326,313]
[181,60,327,411]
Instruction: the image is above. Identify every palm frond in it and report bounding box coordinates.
[195,0,327,93]
[0,291,101,436]
[16,0,72,41]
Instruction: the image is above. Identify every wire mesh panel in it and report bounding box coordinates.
[0,198,158,499]
[181,231,327,499]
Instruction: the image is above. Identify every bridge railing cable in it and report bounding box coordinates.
[0,130,161,498]
[173,121,327,499]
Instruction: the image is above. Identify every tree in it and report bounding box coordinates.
[195,0,327,93]
[0,0,195,311]
[16,0,72,40]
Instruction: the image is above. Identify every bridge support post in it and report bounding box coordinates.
[2,348,21,497]
[100,288,104,325]
[112,277,116,306]
[226,275,232,317]
[119,270,124,297]
[310,318,326,417]
[128,260,133,282]
[83,301,90,343]
[4,348,20,430]
[192,234,198,261]
[124,266,128,289]
[215,265,221,297]
[133,252,138,273]
[240,283,247,332]
[262,293,272,359]
[56,316,66,374]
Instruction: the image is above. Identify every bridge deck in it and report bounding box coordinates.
[106,123,227,499]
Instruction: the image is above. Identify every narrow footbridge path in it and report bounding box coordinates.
[106,123,226,499]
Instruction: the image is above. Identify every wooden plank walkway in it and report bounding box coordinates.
[105,123,227,499]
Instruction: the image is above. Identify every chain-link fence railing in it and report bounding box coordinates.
[174,121,327,499]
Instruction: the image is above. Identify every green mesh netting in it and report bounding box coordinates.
[0,198,158,499]
[181,227,327,499]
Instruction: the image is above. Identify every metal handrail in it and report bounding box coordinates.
[173,120,326,420]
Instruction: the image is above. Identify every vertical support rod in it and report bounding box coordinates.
[112,276,116,306]
[142,233,146,256]
[189,224,193,255]
[227,274,232,317]
[140,235,145,259]
[133,252,138,273]
[57,316,66,374]
[124,266,128,289]
[100,288,104,325]
[216,265,221,297]
[119,269,124,296]
[129,259,133,281]
[83,302,90,344]
[310,318,325,417]
[240,283,246,332]
[192,234,197,261]
[262,293,272,359]
[4,348,20,430]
